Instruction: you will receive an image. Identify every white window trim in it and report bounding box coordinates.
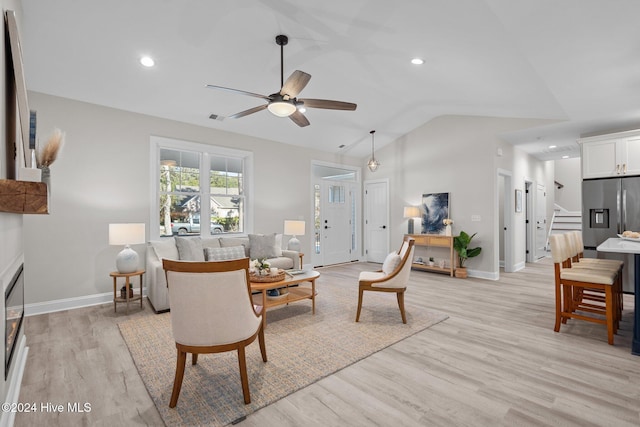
[149,135,254,240]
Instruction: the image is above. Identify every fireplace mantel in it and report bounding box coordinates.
[0,179,48,214]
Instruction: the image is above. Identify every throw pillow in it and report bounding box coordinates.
[205,246,246,261]
[219,237,250,257]
[151,238,179,260]
[200,237,221,250]
[175,236,205,261]
[382,251,402,275]
[249,233,278,260]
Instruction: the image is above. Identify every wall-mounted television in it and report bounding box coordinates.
[5,10,31,168]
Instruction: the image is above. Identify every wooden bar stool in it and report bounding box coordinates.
[566,231,623,323]
[549,234,618,345]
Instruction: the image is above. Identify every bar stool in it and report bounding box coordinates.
[549,233,618,345]
[567,231,623,320]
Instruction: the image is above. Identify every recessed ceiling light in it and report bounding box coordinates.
[411,58,424,65]
[140,56,155,67]
[548,145,557,149]
[562,155,569,159]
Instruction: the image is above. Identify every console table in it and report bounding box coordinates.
[406,234,456,277]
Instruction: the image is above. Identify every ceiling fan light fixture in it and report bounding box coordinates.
[268,101,297,117]
[140,56,155,67]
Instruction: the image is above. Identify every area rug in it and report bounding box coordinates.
[119,278,448,426]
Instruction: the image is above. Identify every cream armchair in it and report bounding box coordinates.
[163,258,267,407]
[356,236,415,324]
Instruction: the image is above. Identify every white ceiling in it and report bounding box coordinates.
[19,0,640,161]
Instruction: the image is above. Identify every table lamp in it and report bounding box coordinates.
[109,223,146,273]
[403,206,421,234]
[284,220,305,252]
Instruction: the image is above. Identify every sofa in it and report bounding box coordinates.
[146,234,300,313]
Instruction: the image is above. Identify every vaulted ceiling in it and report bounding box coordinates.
[20,0,640,161]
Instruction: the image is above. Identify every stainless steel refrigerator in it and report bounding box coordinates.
[582,176,640,293]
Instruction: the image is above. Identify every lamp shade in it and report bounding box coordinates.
[403,206,420,218]
[284,220,305,236]
[109,223,145,273]
[403,206,421,218]
[109,223,146,245]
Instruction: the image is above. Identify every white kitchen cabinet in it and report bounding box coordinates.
[580,130,640,179]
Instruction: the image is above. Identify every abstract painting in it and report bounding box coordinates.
[421,192,449,235]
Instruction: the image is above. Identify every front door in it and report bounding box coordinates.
[364,180,389,263]
[321,181,352,265]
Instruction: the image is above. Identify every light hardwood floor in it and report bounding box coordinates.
[15,258,640,426]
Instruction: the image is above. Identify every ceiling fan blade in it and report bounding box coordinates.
[289,110,310,127]
[299,98,357,111]
[227,104,267,119]
[206,84,271,101]
[280,70,311,98]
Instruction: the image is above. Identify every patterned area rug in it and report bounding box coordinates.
[119,278,448,426]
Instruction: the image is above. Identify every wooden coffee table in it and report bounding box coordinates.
[250,270,319,328]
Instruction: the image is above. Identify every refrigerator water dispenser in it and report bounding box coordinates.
[589,209,609,229]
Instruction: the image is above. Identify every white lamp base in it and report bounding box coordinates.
[116,245,139,273]
[287,236,301,252]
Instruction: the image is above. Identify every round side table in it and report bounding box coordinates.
[110,270,144,314]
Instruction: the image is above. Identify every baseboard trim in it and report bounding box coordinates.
[25,290,147,317]
[467,269,499,281]
[512,261,526,272]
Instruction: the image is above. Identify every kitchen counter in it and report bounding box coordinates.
[597,237,640,355]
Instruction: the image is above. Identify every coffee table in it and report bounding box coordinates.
[250,270,319,329]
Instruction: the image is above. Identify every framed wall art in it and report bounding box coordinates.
[515,189,523,213]
[421,192,449,235]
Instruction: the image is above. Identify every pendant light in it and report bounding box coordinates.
[367,130,380,172]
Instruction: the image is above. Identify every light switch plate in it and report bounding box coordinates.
[471,215,481,222]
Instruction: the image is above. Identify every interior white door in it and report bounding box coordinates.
[525,181,534,263]
[321,181,352,265]
[535,183,547,259]
[364,180,389,263]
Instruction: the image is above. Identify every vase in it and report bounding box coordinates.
[445,224,452,236]
[40,166,51,202]
[40,165,50,184]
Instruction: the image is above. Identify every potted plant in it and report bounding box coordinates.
[453,231,482,278]
[428,257,435,266]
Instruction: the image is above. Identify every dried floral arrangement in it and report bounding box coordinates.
[36,128,65,168]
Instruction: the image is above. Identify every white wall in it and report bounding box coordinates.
[554,157,581,211]
[24,92,361,306]
[363,115,554,278]
[0,0,28,414]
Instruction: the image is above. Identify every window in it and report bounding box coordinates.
[152,137,251,239]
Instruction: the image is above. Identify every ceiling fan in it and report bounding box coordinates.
[206,35,357,127]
